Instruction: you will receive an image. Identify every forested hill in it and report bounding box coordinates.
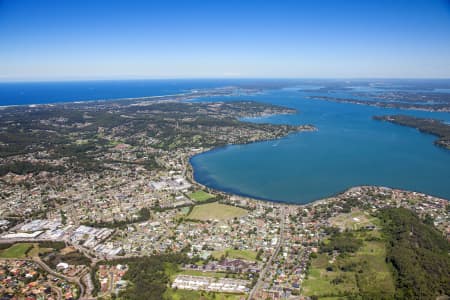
[379,208,450,299]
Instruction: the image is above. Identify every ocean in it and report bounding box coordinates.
[0,79,248,106]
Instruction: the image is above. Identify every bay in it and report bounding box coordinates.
[190,88,450,204]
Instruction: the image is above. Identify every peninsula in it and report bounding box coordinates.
[374,115,450,149]
[308,95,450,112]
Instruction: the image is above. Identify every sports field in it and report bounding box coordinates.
[188,202,247,221]
[188,190,215,202]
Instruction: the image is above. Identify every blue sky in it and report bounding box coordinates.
[1,0,450,80]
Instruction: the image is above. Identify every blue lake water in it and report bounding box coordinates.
[190,89,450,204]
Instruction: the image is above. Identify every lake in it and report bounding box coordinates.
[190,88,450,204]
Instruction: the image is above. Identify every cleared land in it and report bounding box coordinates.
[188,190,215,202]
[188,202,248,221]
[27,243,54,257]
[212,249,258,261]
[328,210,375,231]
[302,220,395,299]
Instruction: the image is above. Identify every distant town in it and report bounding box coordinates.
[0,90,448,300]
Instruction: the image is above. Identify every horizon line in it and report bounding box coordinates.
[2,76,450,83]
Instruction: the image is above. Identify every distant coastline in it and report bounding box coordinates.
[0,86,258,108]
[308,95,450,112]
[0,79,264,106]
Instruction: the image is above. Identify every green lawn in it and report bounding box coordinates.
[212,249,258,261]
[0,243,33,258]
[188,202,248,221]
[188,190,215,202]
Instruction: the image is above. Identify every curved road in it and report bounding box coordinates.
[2,256,86,299]
[32,257,86,298]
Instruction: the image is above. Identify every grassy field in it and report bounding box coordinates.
[188,190,215,202]
[178,269,227,278]
[0,243,33,258]
[164,289,244,300]
[164,262,227,280]
[302,226,395,298]
[188,202,248,221]
[27,243,54,257]
[302,253,358,297]
[212,249,258,261]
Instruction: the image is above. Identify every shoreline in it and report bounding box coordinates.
[2,86,448,206]
[0,93,183,108]
[308,95,450,113]
[185,129,318,206]
[0,89,230,108]
[186,145,449,207]
[0,85,261,108]
[184,103,450,206]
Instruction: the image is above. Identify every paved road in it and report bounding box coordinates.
[248,207,286,300]
[81,272,96,300]
[50,283,62,300]
[32,256,86,298]
[1,256,86,299]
